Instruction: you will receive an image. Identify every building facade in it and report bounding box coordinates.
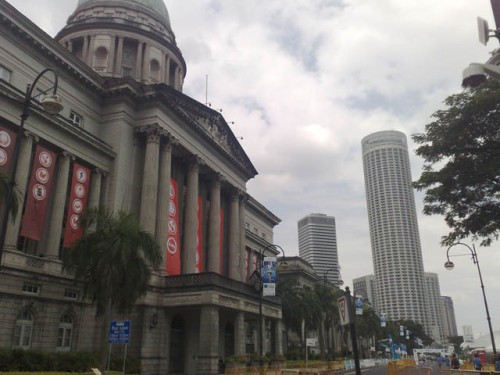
[441,296,458,338]
[352,274,377,311]
[361,130,429,333]
[0,1,284,374]
[297,213,340,285]
[424,273,447,344]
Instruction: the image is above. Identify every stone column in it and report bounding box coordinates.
[4,132,36,249]
[87,169,103,209]
[155,138,173,275]
[82,36,89,63]
[207,175,221,273]
[86,35,96,66]
[136,41,144,81]
[45,152,72,259]
[143,43,151,80]
[275,319,284,355]
[108,35,116,74]
[115,36,124,76]
[67,40,73,53]
[197,305,219,375]
[227,190,240,280]
[235,312,246,356]
[139,126,161,236]
[165,56,171,85]
[182,157,199,274]
[239,193,247,282]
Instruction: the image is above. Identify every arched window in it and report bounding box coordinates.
[150,59,160,82]
[94,46,108,72]
[56,313,73,351]
[13,309,34,348]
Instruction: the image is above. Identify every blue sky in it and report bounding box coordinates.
[8,0,500,341]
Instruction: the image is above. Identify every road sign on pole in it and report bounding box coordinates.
[108,320,131,344]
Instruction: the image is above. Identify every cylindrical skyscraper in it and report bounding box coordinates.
[361,130,428,330]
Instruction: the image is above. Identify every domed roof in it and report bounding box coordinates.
[76,0,171,27]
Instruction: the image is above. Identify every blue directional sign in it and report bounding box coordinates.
[108,320,131,344]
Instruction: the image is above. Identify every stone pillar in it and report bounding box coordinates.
[139,126,161,236]
[108,35,116,74]
[4,132,35,249]
[136,41,144,81]
[239,193,247,282]
[178,67,183,90]
[155,138,173,275]
[115,36,124,76]
[165,56,171,85]
[143,43,151,80]
[275,319,284,355]
[87,169,103,209]
[67,40,73,53]
[207,175,221,273]
[235,312,246,356]
[227,190,240,280]
[86,35,96,66]
[82,36,89,63]
[197,305,219,375]
[159,53,166,83]
[182,157,199,274]
[45,152,72,259]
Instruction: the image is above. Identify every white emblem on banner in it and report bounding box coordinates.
[76,168,87,183]
[33,184,47,200]
[0,131,11,147]
[73,199,83,213]
[74,183,85,198]
[167,237,178,254]
[168,201,176,216]
[39,151,52,167]
[35,168,50,184]
[0,149,7,166]
[167,218,177,234]
[69,214,80,230]
[169,183,175,199]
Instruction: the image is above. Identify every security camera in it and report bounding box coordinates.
[462,63,487,88]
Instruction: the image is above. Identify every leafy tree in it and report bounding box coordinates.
[448,336,464,354]
[0,170,20,219]
[63,207,161,370]
[413,79,500,246]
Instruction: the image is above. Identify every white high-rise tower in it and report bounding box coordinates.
[361,130,428,331]
[298,213,340,284]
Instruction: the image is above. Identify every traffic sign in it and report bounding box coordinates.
[108,320,131,344]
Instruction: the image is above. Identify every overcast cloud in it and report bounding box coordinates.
[7,0,500,341]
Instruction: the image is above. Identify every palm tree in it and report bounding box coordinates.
[0,170,20,219]
[63,206,161,370]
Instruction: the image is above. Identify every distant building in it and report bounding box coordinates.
[463,325,475,345]
[441,296,458,338]
[297,213,341,285]
[424,273,447,344]
[361,130,429,333]
[352,274,377,311]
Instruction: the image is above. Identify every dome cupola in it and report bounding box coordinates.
[56,0,186,90]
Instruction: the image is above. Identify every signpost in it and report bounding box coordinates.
[108,320,131,375]
[338,287,361,375]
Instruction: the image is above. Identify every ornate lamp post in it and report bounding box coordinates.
[444,242,496,355]
[0,68,63,267]
[323,268,343,286]
[252,243,286,370]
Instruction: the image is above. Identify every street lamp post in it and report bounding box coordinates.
[444,242,496,355]
[255,243,286,369]
[323,268,343,286]
[0,68,63,268]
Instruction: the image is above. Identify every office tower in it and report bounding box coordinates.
[298,213,340,284]
[361,130,428,332]
[424,273,446,344]
[463,325,475,345]
[353,274,377,311]
[441,296,458,338]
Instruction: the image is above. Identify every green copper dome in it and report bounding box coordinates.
[76,0,171,27]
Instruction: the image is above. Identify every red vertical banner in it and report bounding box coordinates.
[19,146,56,240]
[166,178,181,275]
[195,196,203,273]
[62,163,90,248]
[0,126,17,174]
[219,208,224,273]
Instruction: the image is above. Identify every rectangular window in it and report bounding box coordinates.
[64,289,79,300]
[0,66,12,82]
[13,323,32,348]
[22,283,40,294]
[122,67,132,77]
[69,111,83,127]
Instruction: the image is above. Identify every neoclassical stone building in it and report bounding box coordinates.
[0,1,284,374]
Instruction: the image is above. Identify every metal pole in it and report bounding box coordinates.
[472,245,497,355]
[259,273,264,368]
[345,287,361,375]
